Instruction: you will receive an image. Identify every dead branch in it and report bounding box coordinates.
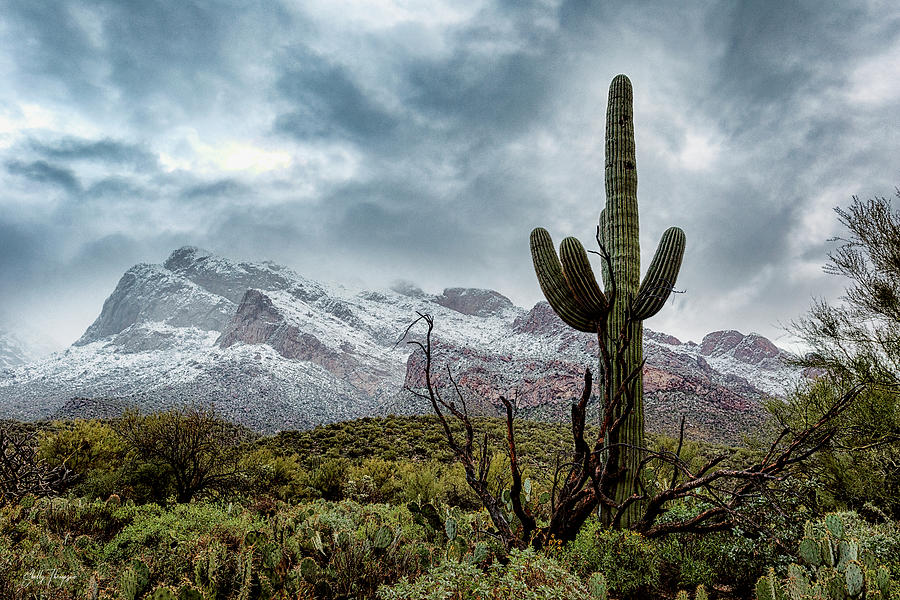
[0,424,75,503]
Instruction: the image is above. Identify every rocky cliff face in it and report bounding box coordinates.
[216,289,391,397]
[0,247,800,440]
[75,263,235,344]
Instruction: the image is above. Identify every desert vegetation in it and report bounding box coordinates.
[0,400,899,599]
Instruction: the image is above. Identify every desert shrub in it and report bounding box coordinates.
[772,383,900,518]
[562,520,659,598]
[398,461,446,506]
[341,459,479,510]
[0,422,76,503]
[308,457,352,500]
[377,548,595,600]
[439,463,481,510]
[650,496,799,596]
[344,458,404,504]
[240,447,310,502]
[654,531,716,590]
[0,496,141,598]
[37,419,127,499]
[788,192,900,519]
[100,500,254,564]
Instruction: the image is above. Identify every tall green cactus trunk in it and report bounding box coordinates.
[603,74,644,527]
[529,74,686,528]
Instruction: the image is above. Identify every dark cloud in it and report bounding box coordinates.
[29,137,157,170]
[707,2,900,131]
[6,160,81,194]
[404,43,559,135]
[3,0,297,125]
[1,2,106,102]
[275,46,400,143]
[184,179,248,199]
[86,177,147,199]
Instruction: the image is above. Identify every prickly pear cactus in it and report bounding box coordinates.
[119,569,138,600]
[119,560,150,600]
[300,557,318,584]
[760,514,898,599]
[373,525,393,549]
[825,514,845,539]
[444,517,457,542]
[149,586,176,600]
[799,536,822,567]
[530,75,686,525]
[177,584,203,600]
[845,561,864,597]
[472,542,489,564]
[244,530,267,547]
[755,568,779,600]
[786,563,810,599]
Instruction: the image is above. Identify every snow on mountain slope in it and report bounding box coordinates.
[0,247,801,439]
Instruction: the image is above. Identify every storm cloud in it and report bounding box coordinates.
[1,0,899,348]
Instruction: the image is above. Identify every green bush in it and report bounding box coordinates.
[562,520,659,599]
[378,548,598,600]
[240,447,310,502]
[37,419,128,499]
[308,457,352,500]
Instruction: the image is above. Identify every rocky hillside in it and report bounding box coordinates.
[403,302,793,442]
[0,247,799,442]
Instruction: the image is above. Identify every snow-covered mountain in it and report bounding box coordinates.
[0,247,800,441]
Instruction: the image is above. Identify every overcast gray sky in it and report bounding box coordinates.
[1,0,899,349]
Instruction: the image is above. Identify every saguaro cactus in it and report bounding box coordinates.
[529,74,686,526]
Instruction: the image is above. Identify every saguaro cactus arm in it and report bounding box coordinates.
[559,237,608,316]
[530,228,598,332]
[631,226,686,320]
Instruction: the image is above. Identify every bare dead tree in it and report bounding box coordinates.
[400,313,865,550]
[0,423,75,503]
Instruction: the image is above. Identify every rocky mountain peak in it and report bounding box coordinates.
[645,330,683,346]
[512,302,566,335]
[163,246,310,304]
[700,330,783,365]
[162,246,214,272]
[74,262,234,346]
[433,287,515,317]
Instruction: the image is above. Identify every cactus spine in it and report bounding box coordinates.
[530,74,686,526]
